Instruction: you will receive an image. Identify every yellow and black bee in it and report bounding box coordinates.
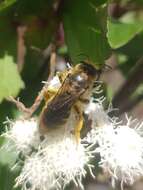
[39,61,102,142]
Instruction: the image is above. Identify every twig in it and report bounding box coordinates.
[17,25,27,72]
[47,47,56,82]
[113,56,143,112]
[108,2,142,18]
[118,94,143,115]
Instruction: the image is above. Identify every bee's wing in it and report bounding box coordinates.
[48,76,84,110]
[52,92,78,110]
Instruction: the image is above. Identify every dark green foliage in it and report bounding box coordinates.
[63,0,110,64]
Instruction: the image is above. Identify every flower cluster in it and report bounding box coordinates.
[2,76,143,190]
[5,114,95,190]
[4,118,40,155]
[85,101,143,186]
[16,134,93,190]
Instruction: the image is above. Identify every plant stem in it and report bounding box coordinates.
[112,57,143,113]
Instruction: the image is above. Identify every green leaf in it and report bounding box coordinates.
[0,136,5,147]
[107,19,143,49]
[0,139,20,190]
[63,0,110,65]
[0,164,19,190]
[0,1,55,49]
[24,15,55,48]
[13,0,55,48]
[0,9,17,57]
[130,0,143,5]
[0,0,17,11]
[118,32,143,59]
[0,140,17,166]
[116,33,143,75]
[90,0,107,6]
[0,54,24,102]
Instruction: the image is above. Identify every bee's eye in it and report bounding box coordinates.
[73,74,85,85]
[76,75,84,82]
[69,73,88,90]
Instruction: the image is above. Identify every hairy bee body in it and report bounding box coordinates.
[40,92,75,129]
[39,61,101,135]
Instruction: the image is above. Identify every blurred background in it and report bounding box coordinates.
[0,0,143,189]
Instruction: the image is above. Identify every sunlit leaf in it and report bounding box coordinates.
[0,138,20,190]
[107,19,143,48]
[0,139,17,166]
[0,0,16,11]
[0,54,24,102]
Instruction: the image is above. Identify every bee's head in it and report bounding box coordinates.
[67,61,102,93]
[76,61,102,80]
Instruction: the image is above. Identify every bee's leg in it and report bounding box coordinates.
[8,49,57,119]
[79,98,89,104]
[8,96,31,115]
[8,85,46,119]
[74,105,84,143]
[8,85,59,119]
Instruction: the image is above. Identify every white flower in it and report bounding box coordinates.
[85,100,112,128]
[84,100,115,144]
[96,123,143,186]
[85,101,143,186]
[16,129,94,190]
[9,111,95,190]
[3,118,40,155]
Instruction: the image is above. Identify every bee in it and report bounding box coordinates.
[9,59,102,143]
[39,61,102,142]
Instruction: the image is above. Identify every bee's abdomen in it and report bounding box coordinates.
[40,102,71,129]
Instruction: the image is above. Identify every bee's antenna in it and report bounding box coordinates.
[103,64,112,71]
